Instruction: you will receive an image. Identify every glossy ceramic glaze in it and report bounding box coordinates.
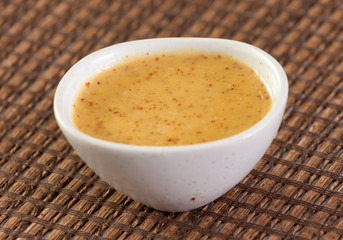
[54,38,288,212]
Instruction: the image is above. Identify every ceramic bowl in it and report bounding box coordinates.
[54,38,288,212]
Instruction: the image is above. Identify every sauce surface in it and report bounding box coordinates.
[72,51,272,146]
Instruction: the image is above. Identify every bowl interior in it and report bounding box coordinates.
[54,38,288,149]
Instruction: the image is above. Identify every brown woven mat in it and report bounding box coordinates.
[1,0,343,239]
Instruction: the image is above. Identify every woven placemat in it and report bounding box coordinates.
[1,0,343,239]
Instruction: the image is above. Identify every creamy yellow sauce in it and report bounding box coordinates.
[72,51,272,146]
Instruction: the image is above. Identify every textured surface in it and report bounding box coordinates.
[1,0,343,239]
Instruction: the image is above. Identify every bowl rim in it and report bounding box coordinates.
[53,37,288,153]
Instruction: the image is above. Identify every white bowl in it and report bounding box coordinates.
[54,38,288,212]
